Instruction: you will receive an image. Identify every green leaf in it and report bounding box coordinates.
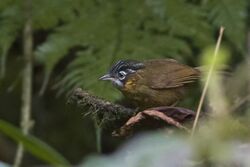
[0,119,70,167]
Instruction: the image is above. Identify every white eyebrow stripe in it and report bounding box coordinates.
[127,69,136,73]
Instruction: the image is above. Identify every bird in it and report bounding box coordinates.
[99,59,201,109]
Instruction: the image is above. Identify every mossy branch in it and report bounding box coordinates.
[68,88,196,137]
[67,88,135,125]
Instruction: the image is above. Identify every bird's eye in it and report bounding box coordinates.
[118,71,126,80]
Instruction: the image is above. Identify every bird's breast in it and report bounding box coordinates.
[122,77,138,93]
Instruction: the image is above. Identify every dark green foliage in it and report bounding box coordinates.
[206,0,247,52]
[0,0,248,100]
[0,119,70,166]
[0,0,22,78]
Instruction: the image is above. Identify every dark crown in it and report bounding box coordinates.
[109,60,145,74]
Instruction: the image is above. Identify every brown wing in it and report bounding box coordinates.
[143,59,200,89]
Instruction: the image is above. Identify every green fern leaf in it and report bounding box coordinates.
[207,0,247,52]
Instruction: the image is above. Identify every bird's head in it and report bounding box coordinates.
[99,60,145,88]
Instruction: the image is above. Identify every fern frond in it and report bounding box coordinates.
[146,0,214,48]
[32,0,77,29]
[0,3,23,78]
[206,0,247,52]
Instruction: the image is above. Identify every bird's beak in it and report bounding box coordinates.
[99,74,113,81]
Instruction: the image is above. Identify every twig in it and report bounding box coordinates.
[13,0,34,166]
[112,109,191,137]
[191,27,225,137]
[143,110,189,131]
[67,88,135,120]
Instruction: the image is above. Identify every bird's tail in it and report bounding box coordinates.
[194,65,231,77]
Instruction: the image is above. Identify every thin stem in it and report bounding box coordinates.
[13,0,33,166]
[191,27,225,138]
[247,31,250,109]
[0,46,8,78]
[94,121,102,153]
[39,71,51,96]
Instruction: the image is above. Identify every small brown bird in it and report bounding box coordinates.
[99,59,201,109]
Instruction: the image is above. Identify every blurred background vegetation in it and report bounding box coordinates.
[0,0,249,166]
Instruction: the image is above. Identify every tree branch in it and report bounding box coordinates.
[68,88,196,137]
[67,88,135,118]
